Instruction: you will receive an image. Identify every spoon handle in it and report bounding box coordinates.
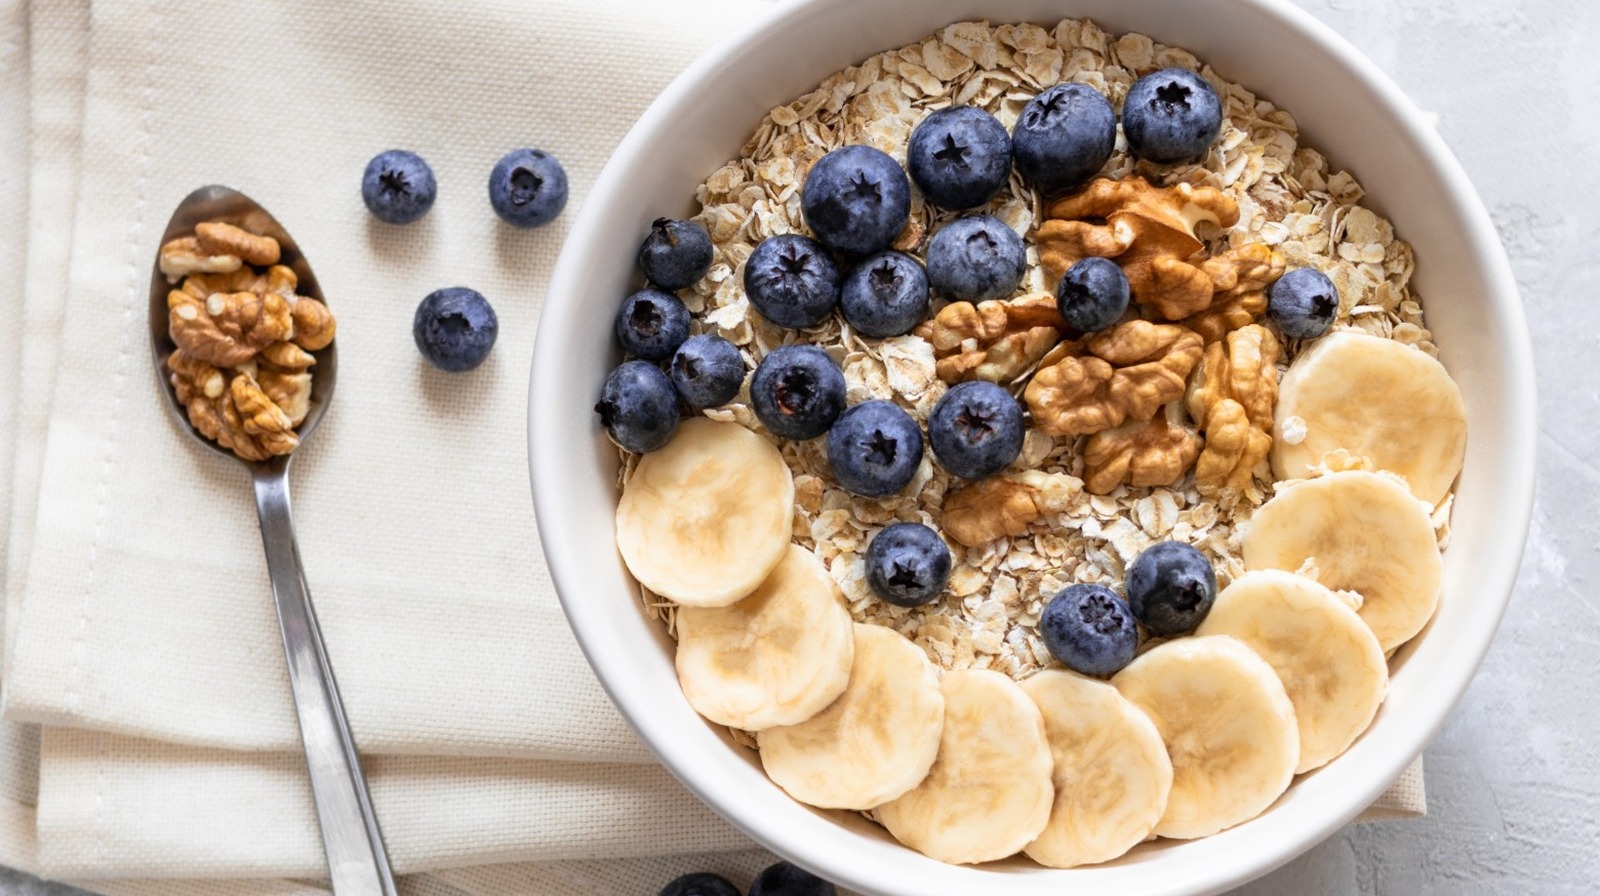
[253,467,398,896]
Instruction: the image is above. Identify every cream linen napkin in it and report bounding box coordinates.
[1,0,1423,888]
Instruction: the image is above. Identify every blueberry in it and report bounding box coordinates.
[826,400,924,497]
[488,148,568,228]
[864,522,951,608]
[361,149,437,225]
[1267,267,1339,339]
[800,144,911,256]
[413,287,498,372]
[907,105,1013,210]
[595,360,680,453]
[749,344,846,440]
[670,334,744,409]
[614,288,690,362]
[1040,583,1138,677]
[657,871,741,896]
[639,217,714,290]
[749,861,837,896]
[925,215,1026,301]
[1056,257,1130,333]
[1122,68,1224,165]
[1126,541,1218,636]
[839,251,930,338]
[1011,83,1116,197]
[928,381,1024,480]
[743,234,842,329]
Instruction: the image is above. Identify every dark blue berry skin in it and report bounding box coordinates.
[488,148,568,228]
[1267,267,1338,339]
[800,144,911,256]
[413,287,498,372]
[670,334,744,409]
[595,361,680,453]
[826,400,924,497]
[1041,583,1138,678]
[361,150,437,225]
[1126,541,1218,636]
[1057,257,1130,333]
[749,344,846,440]
[615,288,691,362]
[1011,83,1116,197]
[925,215,1026,301]
[928,381,1024,480]
[749,861,837,896]
[1122,68,1224,165]
[907,105,1013,210]
[639,218,714,290]
[865,522,951,608]
[657,872,741,896]
[839,251,930,338]
[744,234,842,329]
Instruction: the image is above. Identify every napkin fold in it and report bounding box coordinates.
[0,0,1425,889]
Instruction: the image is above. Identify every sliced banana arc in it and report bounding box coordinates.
[675,545,853,731]
[1272,330,1467,506]
[1242,470,1441,653]
[877,668,1054,865]
[1020,670,1173,868]
[757,624,944,810]
[1195,570,1388,773]
[616,417,795,607]
[1111,636,1298,840]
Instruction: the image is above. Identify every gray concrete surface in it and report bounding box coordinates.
[3,0,1595,893]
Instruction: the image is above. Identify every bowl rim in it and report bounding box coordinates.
[530,0,1537,892]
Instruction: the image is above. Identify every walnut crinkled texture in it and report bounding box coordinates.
[1024,320,1202,437]
[1186,324,1280,494]
[942,470,1084,547]
[164,219,331,462]
[1083,407,1203,495]
[914,293,1066,385]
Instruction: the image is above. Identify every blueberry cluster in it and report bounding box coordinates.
[658,862,835,896]
[596,217,733,453]
[1040,540,1218,678]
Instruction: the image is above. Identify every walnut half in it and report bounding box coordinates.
[1023,319,1203,438]
[1185,324,1280,494]
[913,293,1066,385]
[1083,405,1203,495]
[941,470,1083,547]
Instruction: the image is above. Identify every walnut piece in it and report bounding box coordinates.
[158,236,241,282]
[1083,405,1203,495]
[1036,177,1239,320]
[223,373,299,460]
[1182,244,1286,342]
[290,296,337,350]
[913,293,1065,385]
[1185,324,1280,494]
[195,221,281,266]
[1024,319,1203,437]
[941,470,1084,547]
[168,289,293,367]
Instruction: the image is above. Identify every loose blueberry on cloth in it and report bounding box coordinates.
[800,144,911,256]
[749,861,838,896]
[839,250,930,338]
[596,360,680,453]
[865,522,952,608]
[615,288,691,362]
[413,286,498,371]
[361,149,437,225]
[749,344,846,440]
[656,871,742,896]
[928,380,1024,479]
[826,399,924,497]
[907,104,1013,210]
[488,147,568,228]
[1011,82,1116,196]
[639,217,714,290]
[925,214,1026,301]
[1041,583,1139,677]
[744,233,842,328]
[1121,67,1223,165]
[1127,540,1219,636]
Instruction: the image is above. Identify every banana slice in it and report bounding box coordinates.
[1195,570,1388,773]
[675,545,853,730]
[757,624,944,810]
[1020,670,1172,868]
[876,669,1053,864]
[1272,330,1467,506]
[1111,636,1298,840]
[1242,470,1441,653]
[616,417,795,607]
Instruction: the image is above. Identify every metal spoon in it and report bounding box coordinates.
[149,185,397,896]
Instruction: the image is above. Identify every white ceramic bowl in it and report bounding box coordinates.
[530,1,1535,893]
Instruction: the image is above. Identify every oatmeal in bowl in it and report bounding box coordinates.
[531,1,1532,893]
